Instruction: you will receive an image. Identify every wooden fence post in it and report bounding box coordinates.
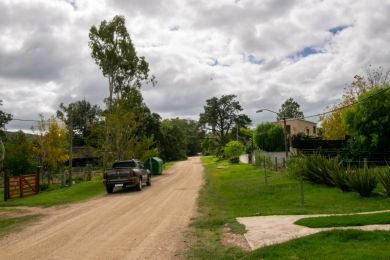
[4,172,7,201]
[275,157,278,171]
[264,156,267,184]
[19,175,23,198]
[364,158,368,172]
[36,173,40,194]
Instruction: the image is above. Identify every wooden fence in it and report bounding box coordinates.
[4,173,39,201]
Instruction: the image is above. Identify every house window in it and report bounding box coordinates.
[313,126,316,134]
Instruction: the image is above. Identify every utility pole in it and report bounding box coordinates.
[282,116,289,159]
[0,138,6,201]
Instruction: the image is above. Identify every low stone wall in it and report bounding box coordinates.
[240,151,288,168]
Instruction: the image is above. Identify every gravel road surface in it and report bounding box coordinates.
[0,157,203,260]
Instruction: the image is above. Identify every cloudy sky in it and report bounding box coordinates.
[1,0,390,131]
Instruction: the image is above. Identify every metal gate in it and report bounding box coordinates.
[5,174,39,201]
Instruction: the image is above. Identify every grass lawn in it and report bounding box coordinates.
[187,156,390,259]
[295,211,390,228]
[0,180,106,208]
[0,215,42,238]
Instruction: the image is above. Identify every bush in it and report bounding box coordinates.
[347,168,378,197]
[377,167,390,197]
[224,141,244,164]
[331,166,351,192]
[39,183,49,191]
[303,154,335,186]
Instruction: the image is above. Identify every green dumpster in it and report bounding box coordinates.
[144,157,163,175]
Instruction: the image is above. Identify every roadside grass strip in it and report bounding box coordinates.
[187,156,390,259]
[295,211,390,228]
[247,230,390,260]
[0,180,105,207]
[0,215,42,237]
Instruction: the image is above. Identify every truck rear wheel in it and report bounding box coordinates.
[106,185,114,194]
[136,178,142,191]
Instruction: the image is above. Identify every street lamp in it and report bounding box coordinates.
[256,108,289,159]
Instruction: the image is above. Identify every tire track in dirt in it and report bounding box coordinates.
[0,157,203,260]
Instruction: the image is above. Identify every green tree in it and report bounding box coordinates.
[89,15,154,109]
[32,115,69,185]
[254,122,285,152]
[0,100,12,136]
[321,66,389,140]
[105,88,157,163]
[199,95,251,153]
[224,140,244,163]
[159,119,187,161]
[3,131,35,175]
[277,98,304,120]
[342,84,390,154]
[56,99,101,146]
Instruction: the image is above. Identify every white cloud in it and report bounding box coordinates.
[1,0,390,131]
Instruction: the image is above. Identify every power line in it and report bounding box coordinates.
[10,118,41,122]
[304,85,390,120]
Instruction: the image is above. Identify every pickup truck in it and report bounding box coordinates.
[103,160,151,193]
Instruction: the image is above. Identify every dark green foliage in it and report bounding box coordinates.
[0,100,12,134]
[287,154,337,186]
[295,212,390,228]
[159,118,202,161]
[199,95,251,151]
[277,97,304,120]
[377,167,390,197]
[304,154,337,186]
[89,15,154,108]
[343,84,390,155]
[254,122,284,152]
[331,166,351,192]
[56,99,101,146]
[39,183,49,191]
[201,136,219,156]
[3,131,35,175]
[347,168,378,197]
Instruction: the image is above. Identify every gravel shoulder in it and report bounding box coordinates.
[0,157,203,260]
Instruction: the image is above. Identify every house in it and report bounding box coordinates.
[277,118,318,137]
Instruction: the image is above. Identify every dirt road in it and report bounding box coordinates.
[0,157,203,260]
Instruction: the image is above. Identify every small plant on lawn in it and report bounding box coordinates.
[287,154,337,187]
[224,141,244,164]
[331,164,351,192]
[304,154,335,186]
[377,166,390,197]
[347,168,378,197]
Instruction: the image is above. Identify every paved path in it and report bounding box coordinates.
[0,157,203,260]
[237,210,390,250]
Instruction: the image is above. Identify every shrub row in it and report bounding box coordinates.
[286,154,390,197]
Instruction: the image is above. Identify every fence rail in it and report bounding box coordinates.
[4,173,39,201]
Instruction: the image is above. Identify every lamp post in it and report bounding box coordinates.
[256,108,289,159]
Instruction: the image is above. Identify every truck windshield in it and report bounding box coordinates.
[112,161,136,168]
